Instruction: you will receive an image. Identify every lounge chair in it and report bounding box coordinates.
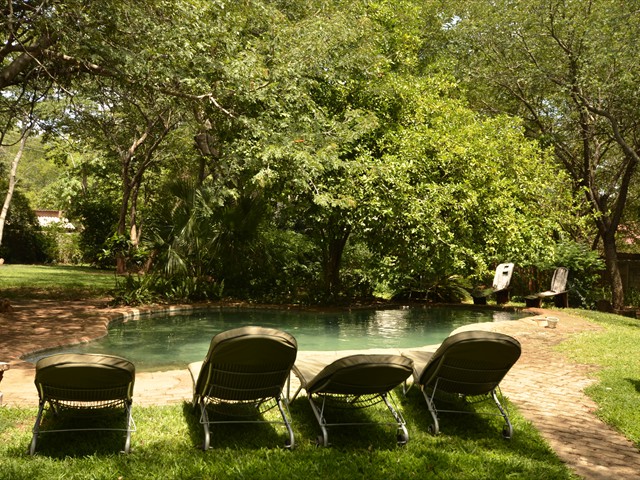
[291,353,413,446]
[525,267,569,308]
[188,326,297,450]
[30,353,136,455]
[471,263,514,305]
[403,330,521,439]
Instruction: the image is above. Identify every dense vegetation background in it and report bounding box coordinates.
[2,0,639,308]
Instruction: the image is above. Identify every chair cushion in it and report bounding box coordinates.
[303,354,413,395]
[35,353,135,400]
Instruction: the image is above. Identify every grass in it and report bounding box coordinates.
[3,264,639,478]
[0,391,576,480]
[0,264,116,300]
[557,309,640,449]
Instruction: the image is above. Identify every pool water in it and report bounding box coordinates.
[27,307,527,371]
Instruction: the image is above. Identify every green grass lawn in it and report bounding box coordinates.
[2,265,639,478]
[557,310,640,449]
[0,264,116,300]
[0,392,576,480]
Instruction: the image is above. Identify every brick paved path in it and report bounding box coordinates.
[1,301,639,478]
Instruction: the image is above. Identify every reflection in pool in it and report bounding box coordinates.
[27,307,527,371]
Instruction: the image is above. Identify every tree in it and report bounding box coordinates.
[446,0,640,309]
[0,123,30,249]
[353,73,579,298]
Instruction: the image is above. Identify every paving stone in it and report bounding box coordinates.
[1,302,639,479]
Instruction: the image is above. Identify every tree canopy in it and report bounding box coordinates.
[444,0,640,309]
[1,0,608,305]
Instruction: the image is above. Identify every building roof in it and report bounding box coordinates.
[34,210,75,230]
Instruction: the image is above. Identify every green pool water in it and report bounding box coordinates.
[27,306,528,371]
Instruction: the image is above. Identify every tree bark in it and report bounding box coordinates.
[0,128,29,248]
[601,233,625,311]
[322,220,351,298]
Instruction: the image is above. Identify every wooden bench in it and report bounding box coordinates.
[525,267,569,308]
[471,263,514,305]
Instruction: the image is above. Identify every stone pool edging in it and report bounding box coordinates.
[2,299,536,369]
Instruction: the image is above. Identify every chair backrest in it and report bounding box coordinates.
[550,267,569,293]
[304,354,413,395]
[492,263,514,291]
[35,353,135,402]
[417,331,521,396]
[195,326,297,401]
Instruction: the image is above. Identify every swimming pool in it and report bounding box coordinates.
[26,306,528,371]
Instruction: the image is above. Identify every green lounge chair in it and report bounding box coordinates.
[525,267,570,308]
[471,263,515,305]
[292,354,413,447]
[404,330,521,439]
[30,353,136,455]
[188,326,298,450]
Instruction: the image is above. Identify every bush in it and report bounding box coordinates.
[0,189,51,263]
[517,241,606,309]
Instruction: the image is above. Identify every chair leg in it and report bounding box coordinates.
[198,401,211,450]
[307,394,329,447]
[491,389,513,439]
[554,292,568,308]
[495,290,509,305]
[525,296,542,308]
[381,393,409,445]
[29,400,46,455]
[276,395,295,449]
[420,386,440,435]
[123,400,134,453]
[472,296,487,305]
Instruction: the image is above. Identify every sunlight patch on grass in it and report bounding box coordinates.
[1,264,116,300]
[557,310,640,448]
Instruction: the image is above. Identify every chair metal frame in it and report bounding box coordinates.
[30,355,136,455]
[405,331,521,439]
[415,368,514,439]
[193,364,295,450]
[292,354,413,447]
[190,327,298,450]
[304,389,409,447]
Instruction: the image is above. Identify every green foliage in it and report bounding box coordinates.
[2,0,603,305]
[446,0,640,309]
[551,242,605,309]
[39,224,82,265]
[524,241,605,309]
[70,198,119,267]
[0,186,50,263]
[355,75,580,296]
[110,273,224,306]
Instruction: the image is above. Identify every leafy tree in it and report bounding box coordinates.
[446,0,640,309]
[0,163,48,263]
[353,74,579,299]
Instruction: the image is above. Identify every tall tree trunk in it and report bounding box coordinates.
[0,128,29,248]
[322,220,351,298]
[601,233,624,311]
[116,181,132,275]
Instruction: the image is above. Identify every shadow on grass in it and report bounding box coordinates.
[181,401,293,451]
[26,408,131,458]
[289,394,410,450]
[627,378,640,394]
[3,286,111,302]
[0,400,575,479]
